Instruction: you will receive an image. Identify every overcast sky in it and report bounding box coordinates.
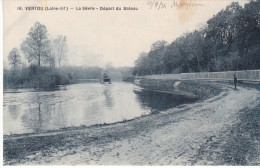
[3,0,248,68]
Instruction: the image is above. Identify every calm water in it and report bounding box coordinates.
[3,82,195,135]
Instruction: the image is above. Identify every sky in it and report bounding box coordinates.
[3,0,249,68]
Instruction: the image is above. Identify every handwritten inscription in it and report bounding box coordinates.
[147,0,204,10]
[147,0,167,10]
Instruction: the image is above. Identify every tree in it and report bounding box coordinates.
[20,22,50,67]
[133,52,149,75]
[47,54,56,69]
[164,37,190,73]
[133,1,260,74]
[8,48,21,69]
[52,35,68,68]
[47,40,56,69]
[148,40,168,74]
[235,0,260,69]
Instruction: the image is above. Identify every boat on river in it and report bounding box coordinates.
[100,71,111,84]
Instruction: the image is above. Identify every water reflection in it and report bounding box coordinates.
[134,89,197,113]
[20,93,67,133]
[8,105,19,120]
[103,85,114,108]
[22,94,44,132]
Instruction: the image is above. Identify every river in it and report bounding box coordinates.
[3,82,196,135]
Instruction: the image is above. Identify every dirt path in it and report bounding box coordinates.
[4,84,260,165]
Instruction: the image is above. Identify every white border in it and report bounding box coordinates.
[0,0,3,166]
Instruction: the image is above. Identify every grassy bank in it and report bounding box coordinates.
[4,66,76,89]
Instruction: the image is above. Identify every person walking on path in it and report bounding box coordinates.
[234,74,237,89]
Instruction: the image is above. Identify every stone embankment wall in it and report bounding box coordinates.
[134,78,221,100]
[133,70,260,99]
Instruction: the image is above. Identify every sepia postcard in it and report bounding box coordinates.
[2,0,260,166]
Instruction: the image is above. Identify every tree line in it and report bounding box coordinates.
[4,21,134,89]
[133,1,260,76]
[9,22,68,70]
[5,22,71,89]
